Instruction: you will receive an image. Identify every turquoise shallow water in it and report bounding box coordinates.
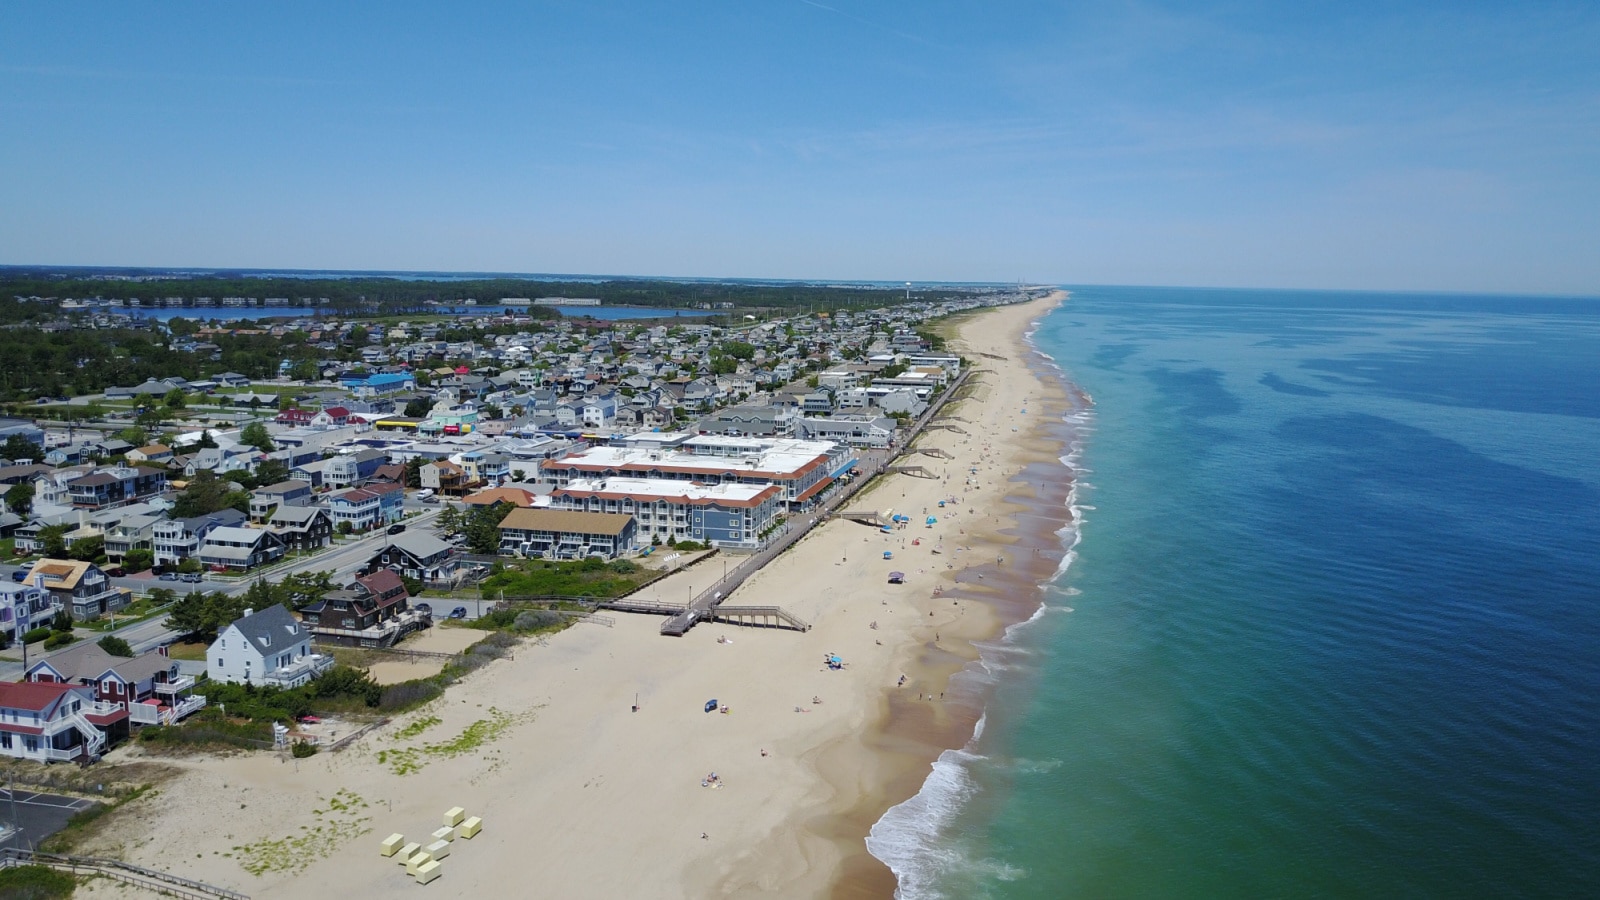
[868,286,1600,899]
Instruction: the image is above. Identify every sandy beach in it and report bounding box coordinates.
[72,292,1073,900]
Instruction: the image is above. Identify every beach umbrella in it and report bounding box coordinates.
[704,699,718,713]
[926,516,937,525]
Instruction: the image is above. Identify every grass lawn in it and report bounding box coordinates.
[165,641,209,661]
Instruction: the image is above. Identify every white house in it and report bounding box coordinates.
[207,605,332,687]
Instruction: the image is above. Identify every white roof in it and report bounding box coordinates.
[562,477,773,504]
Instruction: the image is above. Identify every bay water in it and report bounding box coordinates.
[869,286,1600,898]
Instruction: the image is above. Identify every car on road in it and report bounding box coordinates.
[415,603,432,617]
[180,573,203,583]
[449,606,467,619]
[387,523,406,535]
[105,566,126,577]
[158,572,179,581]
[11,568,30,583]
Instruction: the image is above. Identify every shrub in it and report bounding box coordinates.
[50,610,73,632]
[512,610,562,632]
[21,626,51,645]
[378,679,442,712]
[43,631,75,650]
[0,863,76,898]
[98,635,134,657]
[290,740,319,758]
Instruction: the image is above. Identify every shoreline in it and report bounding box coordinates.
[825,292,1080,898]
[63,292,1075,900]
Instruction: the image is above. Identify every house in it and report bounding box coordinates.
[268,505,334,552]
[27,643,205,728]
[310,406,352,428]
[214,372,251,388]
[276,408,315,427]
[0,681,115,764]
[67,466,168,510]
[28,559,131,620]
[461,487,539,508]
[420,460,471,497]
[365,532,459,587]
[0,580,56,643]
[152,509,249,567]
[299,569,426,648]
[103,512,161,564]
[208,605,332,687]
[125,444,174,464]
[327,482,404,532]
[197,526,286,571]
[497,507,637,560]
[341,372,417,398]
[249,479,313,522]
[324,448,388,489]
[796,415,898,449]
[458,451,509,487]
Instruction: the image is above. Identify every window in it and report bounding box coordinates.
[216,657,224,668]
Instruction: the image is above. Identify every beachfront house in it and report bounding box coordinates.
[197,526,287,571]
[298,569,426,648]
[26,643,206,728]
[208,605,332,687]
[0,682,117,764]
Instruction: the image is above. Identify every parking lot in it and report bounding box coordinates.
[0,789,100,849]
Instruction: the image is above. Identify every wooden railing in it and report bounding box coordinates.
[0,847,249,899]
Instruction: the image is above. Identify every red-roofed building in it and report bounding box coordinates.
[0,680,119,764]
[328,481,405,532]
[299,567,425,647]
[276,408,314,426]
[311,406,352,428]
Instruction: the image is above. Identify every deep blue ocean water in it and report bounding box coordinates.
[868,286,1600,899]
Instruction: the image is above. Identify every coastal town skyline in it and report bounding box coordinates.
[5,3,1598,295]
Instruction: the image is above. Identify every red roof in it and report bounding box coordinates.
[454,366,471,375]
[0,680,84,712]
[322,406,351,418]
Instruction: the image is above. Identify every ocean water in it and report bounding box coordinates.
[869,286,1600,899]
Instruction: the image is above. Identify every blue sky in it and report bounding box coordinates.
[3,1,1597,293]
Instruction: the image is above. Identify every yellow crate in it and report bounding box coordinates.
[456,816,482,840]
[442,807,466,827]
[397,842,422,865]
[380,834,406,857]
[415,859,442,884]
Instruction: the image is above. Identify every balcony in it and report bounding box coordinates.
[261,654,334,688]
[153,675,197,695]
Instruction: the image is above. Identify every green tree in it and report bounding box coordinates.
[196,430,218,450]
[403,397,431,418]
[403,457,423,488]
[164,590,208,637]
[1,434,41,462]
[463,502,514,554]
[97,635,134,657]
[253,457,290,486]
[435,504,464,535]
[163,388,187,409]
[289,359,318,381]
[38,524,68,558]
[123,548,154,573]
[5,481,33,516]
[240,421,275,452]
[67,535,104,562]
[117,426,149,446]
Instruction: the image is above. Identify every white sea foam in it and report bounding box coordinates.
[866,722,988,900]
[1011,757,1064,775]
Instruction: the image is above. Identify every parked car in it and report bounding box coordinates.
[449,606,467,619]
[415,603,433,617]
[159,572,180,581]
[105,566,126,577]
[180,573,203,583]
[422,496,439,504]
[387,523,407,535]
[10,569,29,583]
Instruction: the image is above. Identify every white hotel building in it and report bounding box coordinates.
[540,433,854,511]
[549,477,783,549]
